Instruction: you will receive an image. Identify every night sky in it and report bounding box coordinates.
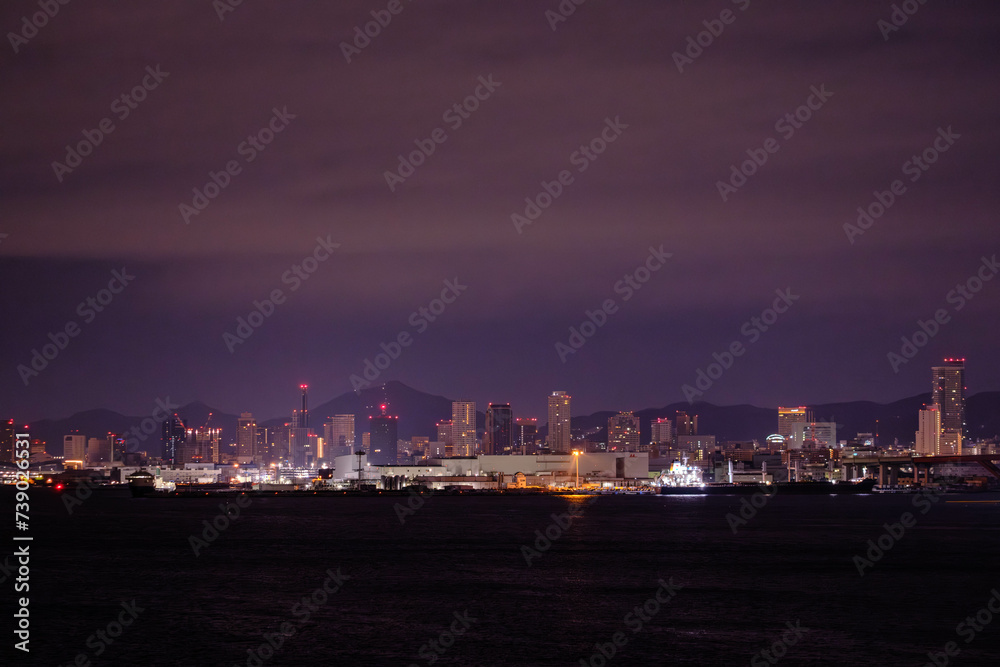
[3,0,999,422]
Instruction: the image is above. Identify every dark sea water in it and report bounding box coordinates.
[7,488,1000,667]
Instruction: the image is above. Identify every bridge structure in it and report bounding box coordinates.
[842,454,1000,485]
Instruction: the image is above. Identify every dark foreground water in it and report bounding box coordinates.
[5,488,1000,666]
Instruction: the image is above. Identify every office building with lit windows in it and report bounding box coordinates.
[370,407,399,465]
[932,358,965,455]
[547,391,571,453]
[452,401,476,457]
[608,411,640,451]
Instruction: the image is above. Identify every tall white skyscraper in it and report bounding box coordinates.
[451,401,476,457]
[547,391,571,452]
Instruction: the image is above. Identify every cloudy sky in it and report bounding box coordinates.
[2,0,999,423]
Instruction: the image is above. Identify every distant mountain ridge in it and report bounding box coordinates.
[24,381,1000,456]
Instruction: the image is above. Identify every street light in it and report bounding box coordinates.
[572,450,580,488]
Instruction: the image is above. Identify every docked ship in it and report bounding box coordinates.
[655,460,877,495]
[658,478,876,495]
[126,469,156,497]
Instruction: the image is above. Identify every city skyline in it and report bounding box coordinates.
[3,2,1000,423]
[5,3,999,665]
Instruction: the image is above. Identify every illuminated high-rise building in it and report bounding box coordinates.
[369,404,398,465]
[273,423,291,463]
[485,403,513,455]
[286,384,314,466]
[932,358,966,455]
[63,434,86,463]
[675,411,698,437]
[162,415,186,464]
[255,426,270,465]
[777,407,813,446]
[651,418,673,445]
[547,391,571,453]
[436,420,453,446]
[790,422,836,450]
[187,426,220,464]
[111,433,126,462]
[87,437,112,466]
[325,415,356,452]
[452,401,476,457]
[30,438,48,462]
[1,419,16,463]
[514,418,538,453]
[237,413,257,463]
[300,384,309,427]
[915,405,941,456]
[608,411,640,451]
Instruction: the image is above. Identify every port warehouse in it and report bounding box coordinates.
[22,452,651,490]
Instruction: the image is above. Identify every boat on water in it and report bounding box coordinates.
[126,469,156,497]
[654,457,878,495]
[658,478,877,495]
